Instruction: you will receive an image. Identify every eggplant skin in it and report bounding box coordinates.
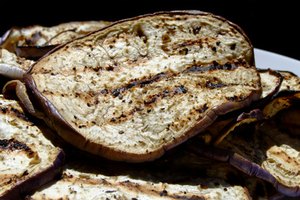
[16,45,57,61]
[0,151,64,200]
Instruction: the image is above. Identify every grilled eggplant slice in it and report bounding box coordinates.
[200,69,282,144]
[278,71,300,92]
[258,69,283,100]
[28,168,251,200]
[0,95,64,199]
[203,69,300,146]
[189,71,300,197]
[0,49,34,79]
[0,21,110,59]
[190,106,300,197]
[14,10,261,162]
[28,152,252,200]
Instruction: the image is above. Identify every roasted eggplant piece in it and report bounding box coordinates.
[200,69,283,144]
[258,69,283,100]
[27,147,255,200]
[278,71,300,92]
[190,103,300,197]
[0,21,110,59]
[0,95,64,199]
[0,49,34,79]
[190,70,300,197]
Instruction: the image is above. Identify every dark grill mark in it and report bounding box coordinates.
[103,62,239,99]
[144,85,187,106]
[144,96,157,105]
[206,82,226,89]
[1,107,8,113]
[160,190,168,196]
[185,63,237,73]
[109,72,167,98]
[0,106,29,122]
[178,48,189,55]
[105,190,116,193]
[109,85,189,124]
[230,43,236,50]
[134,24,148,44]
[140,73,166,87]
[196,104,209,113]
[0,139,34,157]
[174,37,217,51]
[106,65,114,71]
[162,34,171,44]
[100,89,108,95]
[111,88,123,98]
[175,85,187,94]
[192,26,201,35]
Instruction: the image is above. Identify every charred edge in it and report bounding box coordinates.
[0,139,34,157]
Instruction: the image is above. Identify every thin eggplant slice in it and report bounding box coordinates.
[0,49,34,79]
[214,109,264,145]
[0,95,64,199]
[278,71,300,92]
[0,21,110,59]
[202,68,299,145]
[190,115,300,197]
[200,69,283,145]
[29,168,251,200]
[263,91,300,118]
[258,69,283,100]
[17,11,261,162]
[28,148,254,200]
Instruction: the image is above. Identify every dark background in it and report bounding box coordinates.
[0,0,299,60]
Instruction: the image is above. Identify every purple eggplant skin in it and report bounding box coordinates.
[16,45,57,60]
[0,150,65,200]
[189,142,300,197]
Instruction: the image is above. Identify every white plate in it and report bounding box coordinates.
[254,48,300,76]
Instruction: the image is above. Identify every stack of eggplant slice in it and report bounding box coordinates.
[0,11,299,199]
[191,70,300,198]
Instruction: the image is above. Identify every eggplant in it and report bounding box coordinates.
[200,69,283,145]
[258,69,283,100]
[0,21,110,60]
[0,48,34,80]
[190,109,300,197]
[278,71,300,92]
[0,95,64,199]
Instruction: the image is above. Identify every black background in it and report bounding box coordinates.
[0,0,299,60]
